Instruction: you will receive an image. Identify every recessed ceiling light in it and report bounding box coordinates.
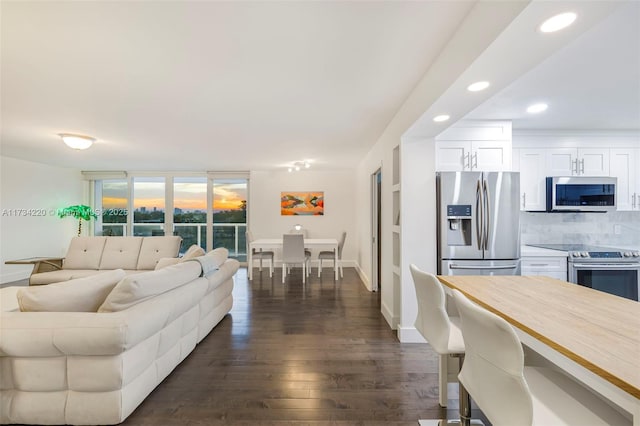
[539,12,577,33]
[433,115,450,122]
[527,103,548,114]
[467,81,490,92]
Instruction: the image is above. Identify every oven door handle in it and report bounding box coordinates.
[571,263,640,269]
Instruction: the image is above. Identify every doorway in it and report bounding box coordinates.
[371,169,382,292]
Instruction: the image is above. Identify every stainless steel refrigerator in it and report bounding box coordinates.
[437,171,521,275]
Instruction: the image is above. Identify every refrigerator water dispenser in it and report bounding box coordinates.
[446,205,471,246]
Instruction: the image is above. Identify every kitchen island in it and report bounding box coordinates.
[438,275,640,425]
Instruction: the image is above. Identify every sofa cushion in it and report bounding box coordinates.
[154,258,180,270]
[97,261,202,313]
[63,237,107,270]
[136,236,182,270]
[17,269,126,312]
[99,237,143,270]
[30,270,104,286]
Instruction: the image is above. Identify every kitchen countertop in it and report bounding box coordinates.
[522,245,568,257]
[437,274,640,407]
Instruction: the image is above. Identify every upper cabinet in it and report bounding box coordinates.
[512,131,640,211]
[517,149,547,211]
[610,148,640,211]
[436,120,512,172]
[547,148,609,176]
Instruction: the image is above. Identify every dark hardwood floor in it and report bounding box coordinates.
[4,267,488,425]
[121,266,488,426]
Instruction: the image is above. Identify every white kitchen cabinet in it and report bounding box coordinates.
[610,148,640,210]
[521,256,568,281]
[518,149,547,211]
[436,140,512,171]
[546,148,609,176]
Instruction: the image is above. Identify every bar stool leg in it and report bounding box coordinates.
[418,354,483,426]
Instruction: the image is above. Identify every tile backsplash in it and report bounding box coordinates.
[521,211,640,249]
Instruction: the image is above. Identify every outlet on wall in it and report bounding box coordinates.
[614,224,621,235]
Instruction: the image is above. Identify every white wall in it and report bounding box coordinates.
[354,2,526,339]
[0,156,84,283]
[248,169,357,267]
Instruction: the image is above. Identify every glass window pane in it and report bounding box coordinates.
[97,179,128,236]
[133,177,165,236]
[213,179,247,260]
[174,177,207,251]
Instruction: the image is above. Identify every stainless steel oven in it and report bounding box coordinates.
[567,248,640,302]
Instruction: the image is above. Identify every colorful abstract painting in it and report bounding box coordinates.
[281,192,324,216]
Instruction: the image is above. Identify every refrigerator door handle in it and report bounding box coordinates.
[483,179,490,250]
[475,179,483,250]
[449,264,519,270]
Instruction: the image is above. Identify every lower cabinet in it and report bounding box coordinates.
[521,256,568,281]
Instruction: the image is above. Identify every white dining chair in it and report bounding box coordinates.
[452,289,631,426]
[246,230,274,277]
[410,264,479,425]
[282,234,310,283]
[318,231,346,278]
[288,227,311,258]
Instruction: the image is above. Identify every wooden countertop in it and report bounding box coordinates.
[437,275,640,400]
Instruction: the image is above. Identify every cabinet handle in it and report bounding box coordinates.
[634,193,637,209]
[473,152,478,169]
[464,152,470,170]
[580,158,585,174]
[572,158,578,175]
[522,193,526,209]
[529,263,550,267]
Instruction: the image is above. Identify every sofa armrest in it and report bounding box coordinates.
[4,257,63,276]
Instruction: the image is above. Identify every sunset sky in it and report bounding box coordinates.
[101,179,246,211]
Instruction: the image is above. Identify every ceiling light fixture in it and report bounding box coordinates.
[467,81,490,92]
[59,133,95,150]
[526,103,548,114]
[539,12,577,33]
[288,161,311,173]
[433,115,450,123]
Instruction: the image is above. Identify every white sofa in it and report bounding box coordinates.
[28,236,182,285]
[0,249,239,425]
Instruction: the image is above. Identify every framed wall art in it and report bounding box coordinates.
[281,191,324,215]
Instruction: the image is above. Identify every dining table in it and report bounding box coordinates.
[248,238,339,280]
[437,274,640,425]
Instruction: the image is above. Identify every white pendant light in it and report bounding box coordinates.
[59,133,95,150]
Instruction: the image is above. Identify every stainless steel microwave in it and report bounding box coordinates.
[546,176,617,212]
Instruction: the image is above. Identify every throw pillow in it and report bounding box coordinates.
[17,269,126,312]
[98,261,202,313]
[180,244,206,261]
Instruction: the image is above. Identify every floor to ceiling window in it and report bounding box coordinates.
[133,177,165,236]
[96,179,128,236]
[92,173,248,260]
[212,178,247,261]
[173,177,207,250]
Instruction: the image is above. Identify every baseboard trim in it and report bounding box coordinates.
[354,262,371,291]
[381,300,398,330]
[397,325,427,343]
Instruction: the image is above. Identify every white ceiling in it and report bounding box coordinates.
[1,1,476,171]
[2,1,638,173]
[463,1,640,131]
